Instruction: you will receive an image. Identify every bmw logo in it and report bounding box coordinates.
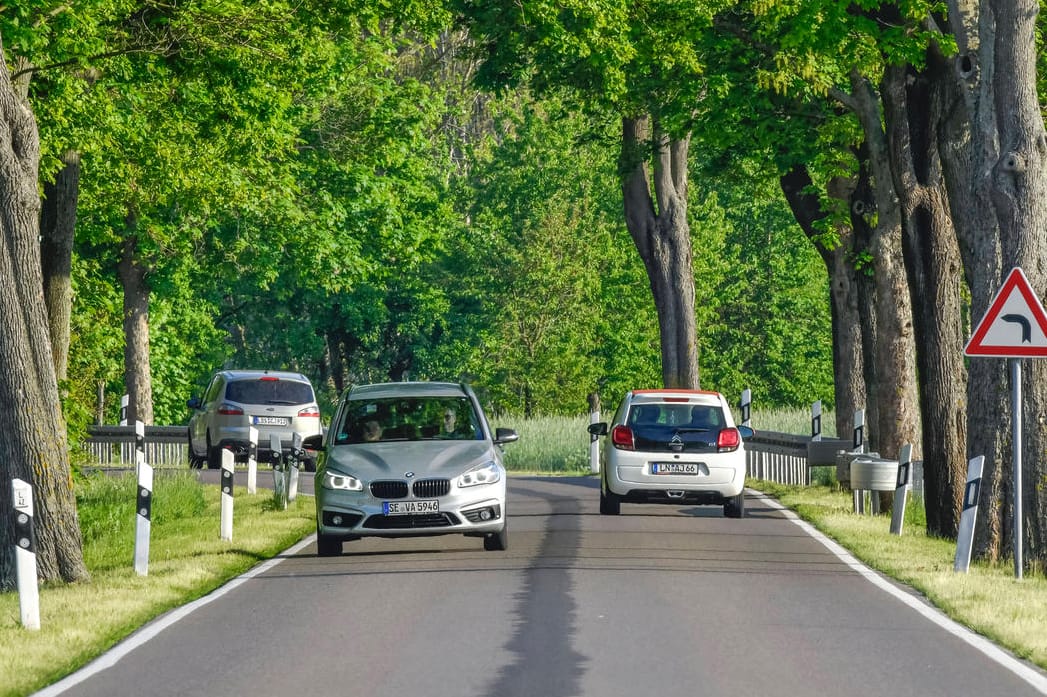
[405,471,415,478]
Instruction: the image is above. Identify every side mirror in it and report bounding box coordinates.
[302,434,324,451]
[738,425,755,441]
[587,422,608,436]
[494,427,519,445]
[187,397,202,410]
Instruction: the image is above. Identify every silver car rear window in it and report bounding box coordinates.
[226,379,314,405]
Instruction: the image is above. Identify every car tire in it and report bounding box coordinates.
[483,525,508,551]
[724,490,745,518]
[206,433,223,470]
[316,533,343,557]
[599,487,621,515]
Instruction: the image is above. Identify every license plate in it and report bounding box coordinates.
[253,416,289,426]
[383,500,440,515]
[651,462,699,475]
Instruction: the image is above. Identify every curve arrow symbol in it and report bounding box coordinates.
[1002,314,1032,343]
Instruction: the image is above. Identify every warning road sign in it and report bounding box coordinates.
[965,267,1047,357]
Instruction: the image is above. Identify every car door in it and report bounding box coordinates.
[190,374,223,454]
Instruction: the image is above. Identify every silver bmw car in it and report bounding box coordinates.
[306,382,518,556]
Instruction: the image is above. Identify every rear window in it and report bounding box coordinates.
[628,403,724,429]
[225,378,314,406]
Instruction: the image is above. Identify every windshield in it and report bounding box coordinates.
[226,378,314,405]
[336,396,482,444]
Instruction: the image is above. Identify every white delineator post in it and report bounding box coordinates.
[134,462,153,576]
[12,478,40,630]
[247,427,258,495]
[271,433,287,510]
[134,420,146,473]
[740,388,752,427]
[890,443,913,536]
[852,409,865,453]
[853,409,866,514]
[810,401,822,442]
[119,393,129,426]
[287,433,301,503]
[954,455,985,573]
[589,409,600,474]
[220,449,234,541]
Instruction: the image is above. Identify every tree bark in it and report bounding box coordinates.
[943,0,1047,565]
[40,151,80,384]
[846,72,922,467]
[881,58,968,538]
[620,116,699,389]
[779,166,866,435]
[117,224,155,425]
[0,42,88,589]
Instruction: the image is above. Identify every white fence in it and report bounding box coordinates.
[83,425,188,467]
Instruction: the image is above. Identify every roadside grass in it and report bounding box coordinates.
[4,411,1046,696]
[0,471,315,697]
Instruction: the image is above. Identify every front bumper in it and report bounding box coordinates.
[316,482,507,540]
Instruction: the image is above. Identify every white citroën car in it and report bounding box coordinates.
[588,389,754,518]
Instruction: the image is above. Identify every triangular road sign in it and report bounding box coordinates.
[965,267,1047,357]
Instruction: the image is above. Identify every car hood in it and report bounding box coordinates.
[324,440,498,479]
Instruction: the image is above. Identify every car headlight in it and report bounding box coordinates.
[457,461,501,488]
[321,471,364,491]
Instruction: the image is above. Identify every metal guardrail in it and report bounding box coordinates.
[83,425,188,467]
[746,430,810,485]
[82,424,921,492]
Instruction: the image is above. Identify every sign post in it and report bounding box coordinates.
[964,267,1047,579]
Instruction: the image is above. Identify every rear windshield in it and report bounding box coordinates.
[628,403,724,429]
[626,402,726,453]
[226,378,314,406]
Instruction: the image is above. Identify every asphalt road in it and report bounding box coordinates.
[40,477,1047,697]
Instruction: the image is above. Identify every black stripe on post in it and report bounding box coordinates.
[221,462,234,496]
[14,508,35,554]
[137,484,152,521]
[964,478,981,511]
[896,462,910,488]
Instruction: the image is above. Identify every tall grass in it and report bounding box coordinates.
[750,406,836,437]
[494,414,592,473]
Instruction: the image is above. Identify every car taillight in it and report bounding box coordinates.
[717,427,741,452]
[217,403,244,416]
[298,406,320,418]
[611,425,635,450]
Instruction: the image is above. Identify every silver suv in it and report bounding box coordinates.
[187,369,323,470]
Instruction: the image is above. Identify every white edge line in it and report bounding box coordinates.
[33,534,318,697]
[753,491,1047,695]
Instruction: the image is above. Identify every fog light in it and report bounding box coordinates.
[480,509,492,521]
[332,515,343,525]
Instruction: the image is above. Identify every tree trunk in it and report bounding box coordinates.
[846,72,922,468]
[944,0,1047,566]
[882,58,968,538]
[779,166,866,435]
[0,43,88,589]
[40,151,80,384]
[117,225,154,425]
[620,116,699,389]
